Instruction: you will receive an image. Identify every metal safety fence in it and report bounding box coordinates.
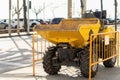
[32,32,120,80]
[89,31,119,80]
[32,33,54,76]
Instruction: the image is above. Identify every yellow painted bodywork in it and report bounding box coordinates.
[34,18,101,48]
[101,25,115,33]
[100,25,115,38]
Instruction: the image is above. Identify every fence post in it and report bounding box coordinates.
[32,34,35,76]
[89,34,93,80]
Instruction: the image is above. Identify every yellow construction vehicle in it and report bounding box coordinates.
[34,0,118,78]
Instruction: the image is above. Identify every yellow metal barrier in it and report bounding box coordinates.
[89,31,119,80]
[32,33,54,76]
[32,32,120,79]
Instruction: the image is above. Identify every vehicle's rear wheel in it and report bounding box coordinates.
[103,40,116,68]
[103,57,116,67]
[43,47,61,75]
[80,46,98,78]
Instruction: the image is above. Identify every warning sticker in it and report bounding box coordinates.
[105,35,109,45]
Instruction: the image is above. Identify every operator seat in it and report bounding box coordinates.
[82,13,96,18]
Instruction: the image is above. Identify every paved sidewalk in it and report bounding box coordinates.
[0,35,120,80]
[0,32,34,38]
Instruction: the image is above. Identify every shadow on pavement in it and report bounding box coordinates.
[34,65,120,80]
[0,36,32,74]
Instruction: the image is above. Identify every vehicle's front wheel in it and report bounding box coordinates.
[80,46,98,78]
[43,48,61,75]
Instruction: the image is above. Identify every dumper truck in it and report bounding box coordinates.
[34,0,118,78]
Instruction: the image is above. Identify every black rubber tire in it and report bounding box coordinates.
[103,57,116,68]
[4,25,8,29]
[103,40,116,68]
[43,49,61,75]
[15,25,17,28]
[31,23,36,28]
[80,46,98,78]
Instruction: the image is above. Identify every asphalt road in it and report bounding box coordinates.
[0,25,120,80]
